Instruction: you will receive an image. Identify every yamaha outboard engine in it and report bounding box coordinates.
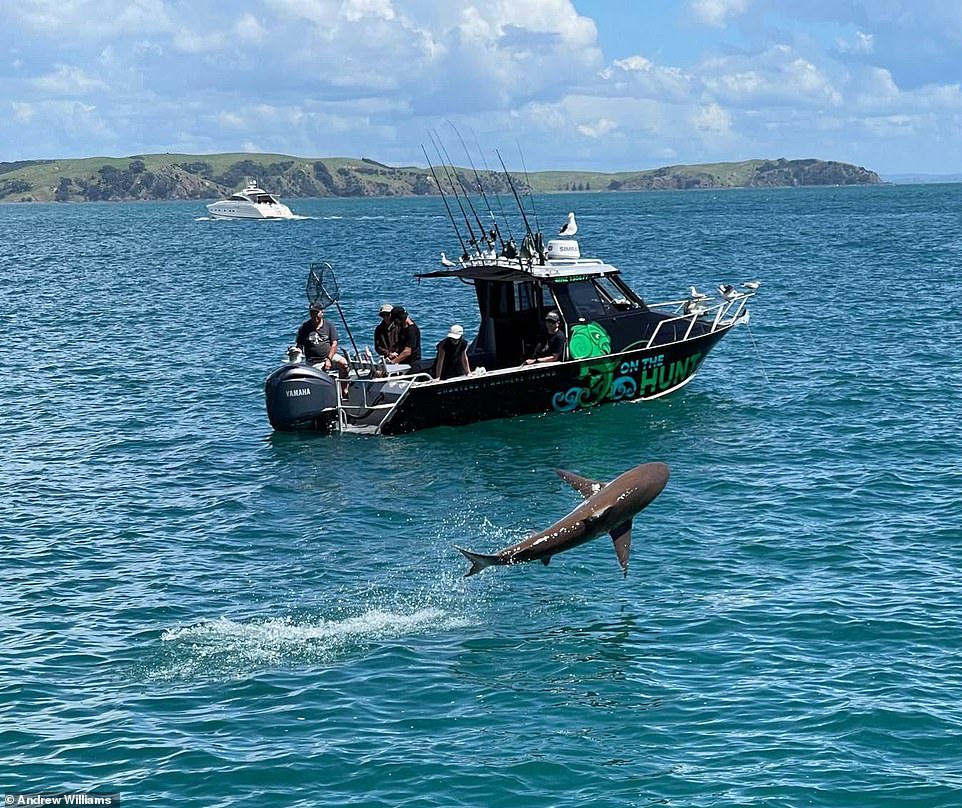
[264,362,339,431]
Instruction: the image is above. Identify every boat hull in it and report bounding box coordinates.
[376,325,731,435]
[207,204,294,220]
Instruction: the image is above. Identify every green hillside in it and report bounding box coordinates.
[0,153,882,203]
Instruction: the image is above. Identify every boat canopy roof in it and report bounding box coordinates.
[416,256,624,284]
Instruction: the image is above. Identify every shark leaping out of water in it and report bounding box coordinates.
[457,461,669,577]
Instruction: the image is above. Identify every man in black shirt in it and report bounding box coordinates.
[388,306,421,367]
[524,311,565,365]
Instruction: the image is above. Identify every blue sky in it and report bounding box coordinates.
[4,0,962,175]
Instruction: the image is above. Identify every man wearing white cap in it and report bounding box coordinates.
[432,323,471,380]
[374,302,397,359]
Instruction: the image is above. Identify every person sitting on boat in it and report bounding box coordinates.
[433,324,471,380]
[524,311,565,365]
[388,306,421,368]
[296,303,349,379]
[374,303,398,358]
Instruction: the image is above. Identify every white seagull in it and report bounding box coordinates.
[440,251,457,267]
[559,212,578,236]
[688,286,709,300]
[741,281,760,290]
[717,284,738,300]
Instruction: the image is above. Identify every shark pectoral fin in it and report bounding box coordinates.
[457,547,500,577]
[609,520,633,578]
[555,468,606,499]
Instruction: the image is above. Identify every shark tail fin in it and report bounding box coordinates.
[457,547,500,577]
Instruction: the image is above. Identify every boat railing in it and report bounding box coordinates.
[645,289,755,347]
[336,360,432,434]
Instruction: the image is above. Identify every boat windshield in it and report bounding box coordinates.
[554,276,645,320]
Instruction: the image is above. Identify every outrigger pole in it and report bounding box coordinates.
[422,144,468,260]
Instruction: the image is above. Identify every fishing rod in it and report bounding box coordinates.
[472,128,515,244]
[517,140,542,234]
[448,121,504,252]
[435,131,490,254]
[496,149,535,243]
[422,144,468,260]
[429,130,480,256]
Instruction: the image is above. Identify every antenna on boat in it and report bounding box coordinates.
[448,121,504,253]
[429,130,480,258]
[307,262,361,360]
[422,145,468,260]
[433,130,490,255]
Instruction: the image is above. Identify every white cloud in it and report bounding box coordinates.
[689,0,747,28]
[31,64,107,95]
[838,30,874,55]
[4,1,962,173]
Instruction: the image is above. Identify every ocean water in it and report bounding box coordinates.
[2,185,961,806]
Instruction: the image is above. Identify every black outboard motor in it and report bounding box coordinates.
[264,362,340,431]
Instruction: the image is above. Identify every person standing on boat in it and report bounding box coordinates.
[374,303,398,359]
[388,306,421,368]
[433,324,471,380]
[524,311,566,365]
[296,303,349,380]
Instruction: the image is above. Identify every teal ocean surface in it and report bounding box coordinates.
[3,185,961,806]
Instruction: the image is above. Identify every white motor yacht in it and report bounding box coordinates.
[206,178,295,220]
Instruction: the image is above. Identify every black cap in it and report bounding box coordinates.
[390,306,407,321]
[545,311,560,323]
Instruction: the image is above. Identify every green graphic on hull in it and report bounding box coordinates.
[552,322,704,412]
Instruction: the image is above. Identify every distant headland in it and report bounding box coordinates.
[0,153,882,203]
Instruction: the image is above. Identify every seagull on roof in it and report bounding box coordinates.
[559,212,578,236]
[440,251,457,267]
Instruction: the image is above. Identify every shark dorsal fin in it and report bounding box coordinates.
[609,520,633,578]
[555,468,605,499]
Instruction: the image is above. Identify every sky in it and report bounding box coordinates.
[4,0,962,175]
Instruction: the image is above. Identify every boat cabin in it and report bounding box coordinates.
[416,240,689,371]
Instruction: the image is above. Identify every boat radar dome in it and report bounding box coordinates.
[546,239,581,260]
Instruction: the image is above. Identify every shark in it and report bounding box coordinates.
[457,461,669,577]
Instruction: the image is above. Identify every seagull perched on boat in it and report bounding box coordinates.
[718,284,738,300]
[559,212,578,236]
[688,286,709,300]
[741,281,760,290]
[440,251,457,267]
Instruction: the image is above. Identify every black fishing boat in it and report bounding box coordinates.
[266,137,757,434]
[264,229,759,435]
